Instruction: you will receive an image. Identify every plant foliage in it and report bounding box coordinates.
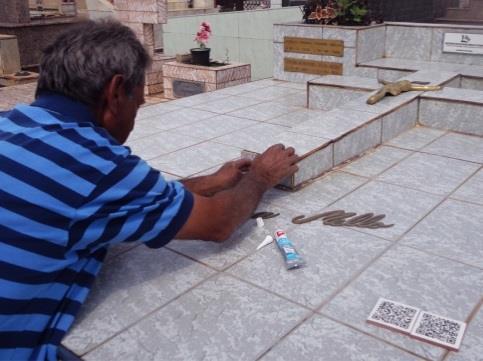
[301,0,372,26]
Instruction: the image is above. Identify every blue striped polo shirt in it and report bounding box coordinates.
[0,92,194,360]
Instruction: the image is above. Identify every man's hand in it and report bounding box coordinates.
[248,144,299,189]
[175,144,299,242]
[212,158,251,191]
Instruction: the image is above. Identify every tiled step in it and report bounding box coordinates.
[419,87,483,136]
[242,71,465,189]
[307,75,380,111]
[358,58,483,89]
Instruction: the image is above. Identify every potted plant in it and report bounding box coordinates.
[191,22,212,66]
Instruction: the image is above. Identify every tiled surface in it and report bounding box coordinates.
[446,304,483,361]
[422,133,483,164]
[400,199,483,269]
[308,86,370,111]
[356,26,385,64]
[377,152,479,196]
[148,141,242,177]
[227,100,301,122]
[381,101,418,142]
[333,119,382,165]
[451,168,483,205]
[343,145,412,177]
[419,99,483,136]
[293,108,376,140]
[326,180,443,241]
[83,274,309,361]
[170,114,258,141]
[227,223,389,309]
[321,245,483,360]
[385,26,432,61]
[4,75,472,359]
[191,95,263,114]
[127,131,203,160]
[293,145,333,186]
[63,247,215,355]
[386,126,446,150]
[167,204,296,270]
[262,171,367,213]
[261,315,422,361]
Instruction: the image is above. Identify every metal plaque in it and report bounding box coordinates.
[284,37,344,57]
[443,33,483,55]
[173,80,204,98]
[284,58,343,76]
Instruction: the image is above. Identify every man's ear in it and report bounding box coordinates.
[96,74,125,131]
[105,74,125,117]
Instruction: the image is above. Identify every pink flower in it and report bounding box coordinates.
[194,21,212,47]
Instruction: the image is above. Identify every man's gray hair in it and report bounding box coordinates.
[36,19,150,106]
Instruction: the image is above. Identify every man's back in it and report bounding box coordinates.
[0,93,192,360]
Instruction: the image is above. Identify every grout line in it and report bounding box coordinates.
[80,271,220,357]
[254,312,315,361]
[313,241,395,312]
[318,314,433,361]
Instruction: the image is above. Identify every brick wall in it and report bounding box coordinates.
[368,0,447,22]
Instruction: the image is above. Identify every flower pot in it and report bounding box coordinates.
[190,48,210,66]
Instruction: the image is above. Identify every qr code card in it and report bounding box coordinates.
[367,298,420,334]
[410,311,466,351]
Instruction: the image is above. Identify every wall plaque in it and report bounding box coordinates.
[173,79,204,98]
[284,58,343,76]
[443,33,483,55]
[284,37,344,57]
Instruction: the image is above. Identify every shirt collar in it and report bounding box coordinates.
[31,91,98,125]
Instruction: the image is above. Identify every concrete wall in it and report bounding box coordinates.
[162,7,300,80]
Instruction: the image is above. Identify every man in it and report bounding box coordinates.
[0,20,298,360]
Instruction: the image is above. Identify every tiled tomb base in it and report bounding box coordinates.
[163,61,251,99]
[237,70,471,190]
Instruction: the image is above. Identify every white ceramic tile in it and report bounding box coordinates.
[262,171,367,214]
[321,245,483,360]
[63,247,215,355]
[342,145,412,177]
[401,199,483,269]
[149,141,242,177]
[261,316,421,361]
[386,126,446,150]
[227,101,301,122]
[83,274,309,361]
[227,223,389,309]
[378,152,480,196]
[328,180,443,241]
[191,95,264,114]
[451,168,483,205]
[126,132,202,160]
[422,133,483,164]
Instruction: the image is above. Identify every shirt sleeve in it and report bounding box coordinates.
[69,154,193,252]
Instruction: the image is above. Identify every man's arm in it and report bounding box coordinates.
[175,144,298,242]
[180,159,251,197]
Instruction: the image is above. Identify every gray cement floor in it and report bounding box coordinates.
[58,80,483,361]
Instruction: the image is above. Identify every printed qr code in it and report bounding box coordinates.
[367,298,420,334]
[411,311,466,350]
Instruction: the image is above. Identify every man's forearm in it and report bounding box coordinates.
[208,173,267,240]
[181,175,223,197]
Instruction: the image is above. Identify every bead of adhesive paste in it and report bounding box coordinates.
[256,217,264,228]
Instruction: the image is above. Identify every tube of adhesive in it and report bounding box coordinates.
[274,230,305,270]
